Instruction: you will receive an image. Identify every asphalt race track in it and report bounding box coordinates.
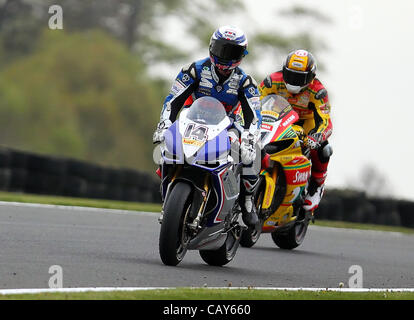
[0,203,413,289]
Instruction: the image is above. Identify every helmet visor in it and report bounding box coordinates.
[210,39,245,62]
[283,67,311,87]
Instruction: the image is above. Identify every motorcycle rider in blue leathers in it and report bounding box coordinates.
[153,26,262,227]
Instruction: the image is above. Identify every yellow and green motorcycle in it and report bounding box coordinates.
[240,94,313,250]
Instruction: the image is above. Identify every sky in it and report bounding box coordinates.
[159,0,414,200]
[277,0,414,201]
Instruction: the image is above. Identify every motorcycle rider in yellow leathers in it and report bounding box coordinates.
[259,49,333,213]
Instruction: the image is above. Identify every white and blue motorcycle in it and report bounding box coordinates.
[157,96,244,266]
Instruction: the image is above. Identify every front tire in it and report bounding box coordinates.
[271,209,310,250]
[159,182,192,266]
[240,227,261,248]
[271,219,309,250]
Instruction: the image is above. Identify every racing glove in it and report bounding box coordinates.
[240,130,256,165]
[305,133,323,150]
[153,119,172,144]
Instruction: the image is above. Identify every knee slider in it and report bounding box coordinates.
[319,141,333,163]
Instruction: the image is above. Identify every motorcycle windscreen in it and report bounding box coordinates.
[261,94,292,120]
[186,96,227,125]
[181,97,229,160]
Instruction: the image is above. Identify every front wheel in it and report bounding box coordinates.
[271,217,310,250]
[159,182,192,266]
[240,227,261,248]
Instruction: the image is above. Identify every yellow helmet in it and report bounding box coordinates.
[283,50,316,94]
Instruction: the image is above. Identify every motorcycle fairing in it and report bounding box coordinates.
[179,108,231,166]
[260,109,299,147]
[163,121,184,164]
[186,164,240,250]
[261,154,311,233]
[208,165,240,225]
[259,97,312,233]
[192,130,231,170]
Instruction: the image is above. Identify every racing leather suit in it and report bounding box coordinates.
[259,71,333,187]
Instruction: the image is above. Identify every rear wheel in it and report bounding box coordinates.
[240,226,261,248]
[199,227,241,266]
[271,210,310,250]
[159,182,192,266]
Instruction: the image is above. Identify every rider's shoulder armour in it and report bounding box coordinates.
[269,71,284,83]
[308,79,328,102]
[181,62,197,80]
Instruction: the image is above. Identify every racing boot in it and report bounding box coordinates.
[303,141,331,213]
[303,178,325,212]
[240,177,260,230]
[241,193,259,227]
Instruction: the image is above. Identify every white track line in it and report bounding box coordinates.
[0,201,158,216]
[0,201,412,296]
[1,287,414,295]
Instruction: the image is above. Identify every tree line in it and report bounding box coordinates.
[0,0,328,172]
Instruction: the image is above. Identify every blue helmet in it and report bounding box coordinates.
[209,26,248,71]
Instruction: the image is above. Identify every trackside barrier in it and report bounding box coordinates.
[0,146,161,204]
[317,189,414,228]
[0,146,413,227]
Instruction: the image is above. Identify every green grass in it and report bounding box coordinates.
[0,191,162,213]
[1,288,413,300]
[313,220,414,234]
[0,191,412,234]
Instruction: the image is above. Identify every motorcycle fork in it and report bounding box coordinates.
[188,174,210,230]
[262,165,278,210]
[159,165,182,224]
[272,164,278,183]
